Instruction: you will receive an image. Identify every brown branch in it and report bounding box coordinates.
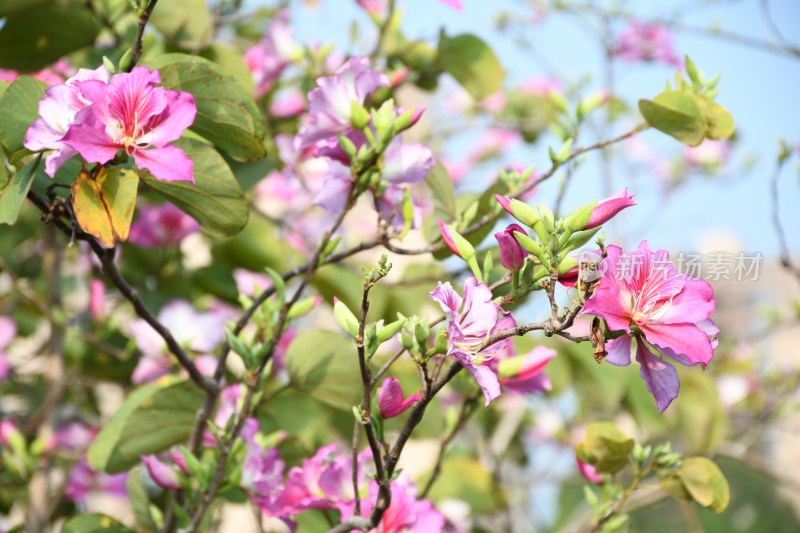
[769,158,800,284]
[128,0,159,71]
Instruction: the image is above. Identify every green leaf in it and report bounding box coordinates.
[141,137,248,237]
[0,76,47,154]
[199,44,256,96]
[639,91,707,146]
[0,155,40,225]
[425,161,456,222]
[127,468,158,532]
[62,514,136,533]
[286,330,361,411]
[575,421,634,475]
[151,0,213,48]
[426,456,504,514]
[142,54,266,161]
[0,6,99,72]
[679,457,730,513]
[693,95,735,141]
[437,33,504,101]
[87,378,204,474]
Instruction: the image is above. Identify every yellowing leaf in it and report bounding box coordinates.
[71,167,139,248]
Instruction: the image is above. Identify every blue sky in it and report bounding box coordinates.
[253,0,800,258]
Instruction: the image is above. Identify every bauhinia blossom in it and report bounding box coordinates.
[62,66,197,183]
[378,377,423,418]
[244,10,299,97]
[585,188,636,229]
[614,20,682,67]
[128,202,200,247]
[298,57,389,148]
[429,277,512,405]
[581,241,718,412]
[24,65,110,177]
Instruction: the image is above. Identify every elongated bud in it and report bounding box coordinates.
[585,188,636,230]
[142,455,181,490]
[394,106,425,132]
[557,256,579,276]
[377,318,406,343]
[287,296,321,319]
[495,195,541,228]
[333,297,359,338]
[559,227,601,255]
[438,220,475,260]
[514,232,550,268]
[494,224,528,271]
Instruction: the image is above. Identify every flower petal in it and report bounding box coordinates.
[133,145,194,183]
[635,339,680,413]
[659,277,715,324]
[148,89,197,147]
[604,335,632,366]
[640,321,714,368]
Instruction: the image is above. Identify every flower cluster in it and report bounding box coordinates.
[25,66,197,183]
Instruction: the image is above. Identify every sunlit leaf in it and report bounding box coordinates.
[71,167,139,248]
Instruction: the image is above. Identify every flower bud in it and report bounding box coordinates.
[142,455,181,491]
[333,297,359,338]
[494,224,528,271]
[350,100,371,130]
[585,188,636,230]
[378,377,423,419]
[495,195,540,228]
[438,220,475,260]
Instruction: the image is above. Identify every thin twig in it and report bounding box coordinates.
[769,158,800,284]
[129,0,159,71]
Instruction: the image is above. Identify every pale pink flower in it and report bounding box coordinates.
[614,20,682,67]
[429,278,512,405]
[128,202,199,247]
[298,57,389,148]
[581,241,718,412]
[269,88,307,117]
[683,140,730,170]
[63,67,197,183]
[65,459,128,502]
[142,454,181,490]
[24,65,110,176]
[245,10,298,97]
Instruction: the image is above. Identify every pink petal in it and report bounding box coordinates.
[148,89,197,147]
[141,454,181,490]
[635,339,680,413]
[659,277,715,325]
[428,281,463,316]
[133,145,195,183]
[604,335,632,366]
[581,245,632,331]
[61,108,120,164]
[640,322,714,368]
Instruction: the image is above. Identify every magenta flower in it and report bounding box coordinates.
[343,473,445,533]
[63,67,197,183]
[585,187,636,230]
[581,241,718,412]
[24,65,110,177]
[65,459,128,502]
[244,10,298,97]
[298,57,389,148]
[243,439,286,516]
[496,345,556,395]
[429,277,512,405]
[494,224,528,271]
[378,377,423,418]
[128,202,199,247]
[614,20,682,67]
[0,316,16,381]
[141,454,181,490]
[439,0,464,10]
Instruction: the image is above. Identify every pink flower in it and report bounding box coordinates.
[89,279,105,320]
[63,67,197,183]
[54,422,97,455]
[683,140,730,170]
[614,20,682,67]
[429,278,512,405]
[24,65,110,176]
[65,459,128,502]
[576,455,604,484]
[585,187,636,229]
[343,473,445,533]
[581,241,718,412]
[494,224,528,271]
[378,377,423,418]
[245,10,298,97]
[142,454,181,490]
[439,0,464,10]
[0,317,16,381]
[128,202,199,247]
[274,444,364,514]
[356,0,385,16]
[298,57,389,148]
[438,220,463,258]
[243,440,286,516]
[0,419,21,448]
[269,89,307,117]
